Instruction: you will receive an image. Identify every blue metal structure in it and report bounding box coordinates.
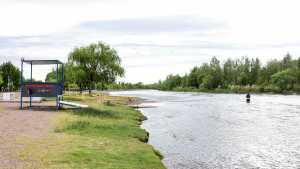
[20,59,64,109]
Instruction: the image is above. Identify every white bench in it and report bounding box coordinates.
[59,101,88,108]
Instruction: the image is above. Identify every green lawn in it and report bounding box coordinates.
[49,94,165,169]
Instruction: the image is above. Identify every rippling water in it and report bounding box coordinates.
[111,90,300,169]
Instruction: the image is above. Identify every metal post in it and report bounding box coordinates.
[56,64,58,82]
[56,63,59,109]
[29,62,32,108]
[62,63,64,84]
[56,95,59,110]
[20,59,23,109]
[30,62,32,82]
[61,63,64,101]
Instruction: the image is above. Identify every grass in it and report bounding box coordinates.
[20,93,165,169]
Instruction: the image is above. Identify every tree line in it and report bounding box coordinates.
[1,43,300,94]
[156,54,300,93]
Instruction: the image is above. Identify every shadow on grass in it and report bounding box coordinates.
[70,107,120,119]
[59,105,149,142]
[62,119,149,142]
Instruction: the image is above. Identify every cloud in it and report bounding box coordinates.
[80,16,224,34]
[2,0,300,83]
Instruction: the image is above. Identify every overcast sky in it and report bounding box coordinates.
[1,0,300,83]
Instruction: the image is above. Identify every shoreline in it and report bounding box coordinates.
[109,92,165,165]
[121,94,165,163]
[162,89,299,95]
[109,88,300,96]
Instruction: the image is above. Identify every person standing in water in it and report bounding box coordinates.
[246,93,251,103]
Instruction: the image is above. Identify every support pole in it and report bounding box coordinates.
[56,63,59,109]
[61,63,64,101]
[56,64,58,82]
[62,64,64,85]
[29,62,32,108]
[20,59,23,109]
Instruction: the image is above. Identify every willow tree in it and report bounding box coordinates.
[68,42,125,94]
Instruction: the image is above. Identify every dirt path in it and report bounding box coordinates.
[0,102,56,169]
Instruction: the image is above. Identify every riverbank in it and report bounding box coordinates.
[158,86,300,95]
[106,84,300,95]
[56,94,165,168]
[12,93,165,169]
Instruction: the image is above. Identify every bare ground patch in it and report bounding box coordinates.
[0,102,57,169]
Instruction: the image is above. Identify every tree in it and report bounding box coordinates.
[297,57,300,84]
[45,63,84,90]
[223,59,235,86]
[235,57,251,86]
[260,59,281,84]
[208,57,223,88]
[282,53,292,70]
[45,67,63,82]
[68,42,125,94]
[162,74,182,90]
[0,62,20,91]
[198,63,211,85]
[181,74,189,88]
[271,69,296,91]
[249,58,260,85]
[0,74,3,89]
[157,54,300,93]
[202,74,214,89]
[188,67,201,88]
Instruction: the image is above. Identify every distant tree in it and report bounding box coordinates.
[197,63,211,87]
[45,67,62,82]
[271,69,296,91]
[282,53,292,70]
[45,63,89,92]
[163,74,182,90]
[181,74,189,88]
[261,59,281,83]
[68,42,125,94]
[0,62,20,91]
[249,58,261,85]
[208,57,223,88]
[202,74,214,89]
[237,72,248,86]
[188,67,201,88]
[297,57,300,84]
[235,57,251,85]
[101,53,300,93]
[0,73,3,88]
[223,59,235,86]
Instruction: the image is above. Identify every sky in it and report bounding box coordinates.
[1,0,300,83]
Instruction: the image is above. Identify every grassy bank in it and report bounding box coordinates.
[20,93,165,169]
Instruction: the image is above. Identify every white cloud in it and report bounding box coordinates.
[1,0,300,82]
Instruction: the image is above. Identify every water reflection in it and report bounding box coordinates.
[111,90,300,169]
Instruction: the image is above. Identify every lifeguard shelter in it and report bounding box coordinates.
[20,59,64,109]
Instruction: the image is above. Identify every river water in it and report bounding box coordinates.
[110,90,300,169]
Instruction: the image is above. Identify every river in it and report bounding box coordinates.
[110,90,300,169]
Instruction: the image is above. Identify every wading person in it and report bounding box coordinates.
[246,93,251,103]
